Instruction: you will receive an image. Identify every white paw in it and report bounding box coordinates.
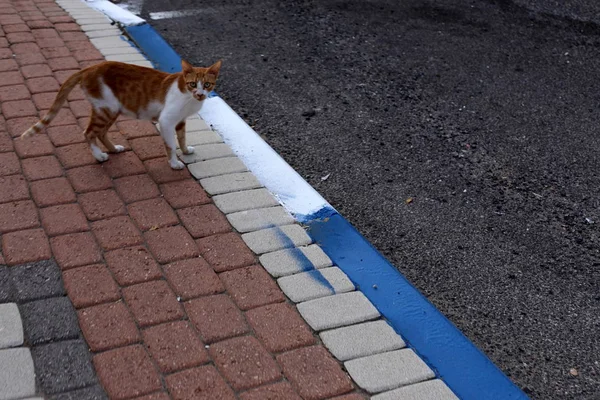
[170,159,185,170]
[114,145,125,153]
[94,152,109,162]
[186,146,195,154]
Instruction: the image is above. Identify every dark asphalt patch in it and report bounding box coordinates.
[137,0,600,398]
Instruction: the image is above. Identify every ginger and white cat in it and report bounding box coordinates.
[21,59,221,170]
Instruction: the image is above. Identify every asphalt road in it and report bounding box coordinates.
[124,0,600,398]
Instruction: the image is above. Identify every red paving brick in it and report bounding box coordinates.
[47,55,78,71]
[196,232,256,272]
[94,345,162,399]
[144,158,191,184]
[122,280,184,328]
[47,124,85,146]
[6,116,38,137]
[0,71,25,87]
[21,63,52,78]
[0,200,39,234]
[0,152,21,176]
[78,301,141,352]
[1,99,37,119]
[246,303,317,353]
[104,246,162,286]
[277,346,354,400]
[116,120,158,139]
[127,198,178,231]
[210,336,282,391]
[30,177,76,207]
[0,84,30,102]
[131,393,170,400]
[185,294,249,343]
[33,92,66,110]
[0,132,14,153]
[14,52,46,67]
[63,264,120,309]
[91,216,144,251]
[67,165,113,192]
[130,136,166,160]
[78,189,125,221]
[40,203,88,236]
[40,107,77,126]
[0,175,29,204]
[21,155,63,181]
[177,204,231,238]
[114,174,160,204]
[239,382,303,400]
[102,151,146,178]
[2,228,51,265]
[50,232,102,270]
[55,143,98,169]
[14,133,54,158]
[26,76,59,93]
[163,258,224,301]
[144,225,199,264]
[166,365,235,400]
[220,265,286,310]
[159,179,210,209]
[142,321,209,373]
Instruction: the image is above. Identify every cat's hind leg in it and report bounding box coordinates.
[85,108,118,162]
[158,119,185,170]
[97,113,125,154]
[176,121,194,155]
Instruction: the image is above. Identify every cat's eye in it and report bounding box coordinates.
[189,82,197,88]
[204,82,211,89]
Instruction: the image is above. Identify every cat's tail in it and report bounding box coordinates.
[20,70,85,138]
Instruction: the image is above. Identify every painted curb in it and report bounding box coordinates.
[95,8,526,400]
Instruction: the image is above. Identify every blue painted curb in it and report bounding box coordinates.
[307,212,528,400]
[119,20,528,400]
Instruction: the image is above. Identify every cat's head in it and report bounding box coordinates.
[181,59,222,101]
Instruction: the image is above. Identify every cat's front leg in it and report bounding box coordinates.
[158,120,185,170]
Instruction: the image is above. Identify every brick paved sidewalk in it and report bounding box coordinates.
[0,0,366,398]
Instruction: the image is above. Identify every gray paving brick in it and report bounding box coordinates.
[99,46,140,56]
[20,297,79,345]
[0,266,9,303]
[0,348,35,400]
[259,244,333,277]
[90,36,133,49]
[186,118,211,132]
[49,384,108,400]
[86,29,122,39]
[178,143,234,164]
[277,267,355,303]
[185,130,223,146]
[32,340,97,395]
[227,206,294,233]
[188,157,247,179]
[345,349,435,394]
[372,379,459,400]
[320,320,405,361]
[10,260,65,303]
[80,23,114,32]
[200,172,262,196]
[213,188,280,214]
[297,291,380,331]
[242,224,312,254]
[0,303,24,349]
[105,52,148,62]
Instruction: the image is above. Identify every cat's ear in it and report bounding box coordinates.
[181,59,194,74]
[207,60,222,77]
